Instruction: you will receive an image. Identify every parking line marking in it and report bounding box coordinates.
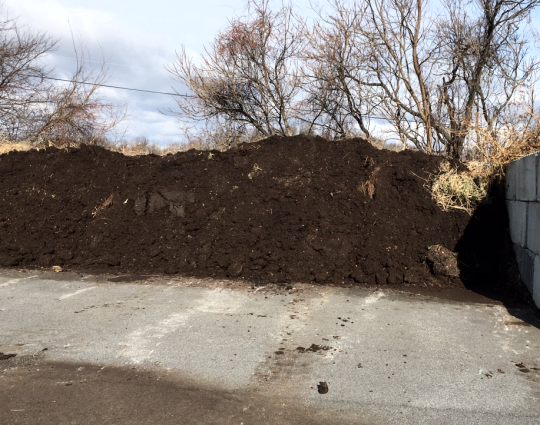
[0,276,39,288]
[58,286,96,300]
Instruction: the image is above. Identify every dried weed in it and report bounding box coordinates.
[0,141,33,154]
[92,194,114,218]
[358,166,380,199]
[429,161,487,215]
[248,163,263,179]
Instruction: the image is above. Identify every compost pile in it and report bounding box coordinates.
[0,135,524,299]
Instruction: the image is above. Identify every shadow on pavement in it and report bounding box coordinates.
[0,358,372,425]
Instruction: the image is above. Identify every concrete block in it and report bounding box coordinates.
[537,154,540,202]
[516,153,537,201]
[507,200,528,247]
[534,255,540,308]
[527,202,540,256]
[514,244,535,293]
[506,160,517,200]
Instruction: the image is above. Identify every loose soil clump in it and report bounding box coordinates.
[0,135,530,303]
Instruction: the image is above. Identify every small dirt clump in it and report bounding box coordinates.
[426,245,460,278]
[318,382,329,394]
[0,353,16,360]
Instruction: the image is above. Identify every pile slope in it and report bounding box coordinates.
[0,136,523,299]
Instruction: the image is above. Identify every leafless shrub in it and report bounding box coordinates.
[117,136,162,156]
[312,0,540,159]
[166,0,306,139]
[31,49,127,148]
[0,3,57,140]
[166,0,540,159]
[0,4,126,148]
[301,1,377,140]
[179,117,264,151]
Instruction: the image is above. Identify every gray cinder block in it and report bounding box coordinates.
[516,154,537,201]
[527,202,540,257]
[506,160,517,200]
[534,255,540,308]
[514,244,535,293]
[507,200,528,247]
[537,154,540,202]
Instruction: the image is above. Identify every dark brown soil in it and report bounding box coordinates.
[296,344,331,353]
[318,382,329,394]
[0,135,531,304]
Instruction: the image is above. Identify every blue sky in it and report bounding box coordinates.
[5,1,540,145]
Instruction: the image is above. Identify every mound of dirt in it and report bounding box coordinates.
[0,135,529,301]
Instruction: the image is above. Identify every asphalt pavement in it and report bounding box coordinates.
[0,270,539,424]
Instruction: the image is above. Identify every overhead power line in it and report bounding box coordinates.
[38,75,422,122]
[40,75,192,97]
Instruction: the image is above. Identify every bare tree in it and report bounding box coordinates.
[434,0,539,158]
[0,3,126,147]
[302,0,379,140]
[313,0,540,158]
[166,0,306,139]
[29,49,127,148]
[0,2,57,140]
[166,0,540,157]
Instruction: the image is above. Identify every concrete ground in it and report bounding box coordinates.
[0,270,539,424]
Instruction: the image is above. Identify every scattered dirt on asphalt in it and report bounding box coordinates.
[514,362,539,373]
[0,135,531,304]
[296,344,332,353]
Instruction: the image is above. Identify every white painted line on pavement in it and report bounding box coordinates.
[58,286,97,300]
[364,291,385,304]
[119,311,195,364]
[118,288,248,364]
[0,275,39,288]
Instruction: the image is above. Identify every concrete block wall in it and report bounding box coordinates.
[505,151,540,307]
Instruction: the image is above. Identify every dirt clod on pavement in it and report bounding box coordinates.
[318,382,329,394]
[0,135,531,303]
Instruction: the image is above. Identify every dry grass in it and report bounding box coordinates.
[0,141,33,154]
[429,161,487,215]
[92,194,114,218]
[428,104,540,214]
[358,166,380,199]
[471,134,540,182]
[248,163,263,179]
[358,180,376,198]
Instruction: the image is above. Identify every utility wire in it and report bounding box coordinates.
[40,75,192,97]
[38,75,423,122]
